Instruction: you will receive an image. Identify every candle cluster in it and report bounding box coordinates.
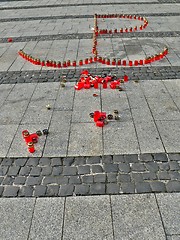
[74,70,128,90]
[90,110,120,127]
[18,13,168,68]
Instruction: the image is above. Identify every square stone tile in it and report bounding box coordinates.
[68,123,103,156]
[163,80,180,97]
[63,196,113,240]
[111,194,166,240]
[0,84,15,108]
[31,82,60,100]
[7,124,47,157]
[156,193,180,235]
[103,121,140,155]
[0,198,35,240]
[134,120,165,153]
[141,80,169,98]
[72,88,101,123]
[0,124,19,158]
[156,120,180,153]
[29,198,64,240]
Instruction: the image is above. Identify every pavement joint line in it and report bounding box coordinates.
[27,197,37,240]
[0,153,179,197]
[0,12,180,23]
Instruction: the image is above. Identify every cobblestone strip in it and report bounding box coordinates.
[0,66,179,84]
[0,153,179,197]
[1,31,179,43]
[0,12,179,22]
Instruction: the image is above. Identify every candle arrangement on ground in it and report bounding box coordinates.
[18,13,168,68]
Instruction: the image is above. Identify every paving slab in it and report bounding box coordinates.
[29,198,65,240]
[0,198,35,240]
[63,195,113,240]
[156,193,180,236]
[111,194,166,240]
[0,84,15,108]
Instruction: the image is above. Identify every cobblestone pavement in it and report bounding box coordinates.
[0,0,180,239]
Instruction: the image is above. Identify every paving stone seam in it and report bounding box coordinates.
[0,12,180,23]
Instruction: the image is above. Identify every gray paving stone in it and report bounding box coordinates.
[63,166,77,176]
[78,165,90,175]
[166,235,180,240]
[51,157,62,166]
[59,184,74,196]
[145,162,159,172]
[156,193,180,235]
[131,173,143,182]
[19,166,31,176]
[113,155,125,163]
[73,157,86,166]
[52,166,63,175]
[90,183,106,195]
[86,156,101,164]
[169,161,180,171]
[62,157,74,166]
[0,198,35,239]
[1,158,13,166]
[69,176,81,184]
[26,176,42,185]
[168,153,180,161]
[111,194,166,239]
[41,166,52,176]
[131,163,146,172]
[14,176,26,185]
[0,166,9,176]
[74,184,90,195]
[34,185,47,197]
[0,186,4,196]
[159,162,170,171]
[63,196,113,240]
[102,155,113,164]
[30,167,42,176]
[94,173,106,183]
[121,182,135,194]
[14,158,27,166]
[158,171,171,180]
[7,166,20,176]
[118,173,131,182]
[153,153,168,162]
[0,176,3,184]
[135,182,152,193]
[150,181,166,192]
[2,176,14,185]
[142,172,157,180]
[39,157,51,166]
[18,186,34,197]
[118,162,130,173]
[46,185,59,197]
[29,198,64,240]
[103,163,119,173]
[124,154,139,163]
[139,153,153,162]
[3,186,19,197]
[91,165,103,173]
[26,158,40,166]
[169,171,180,180]
[106,183,120,194]
[107,173,117,183]
[166,181,180,193]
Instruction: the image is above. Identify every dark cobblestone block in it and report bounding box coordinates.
[73,157,85,166]
[158,171,171,180]
[0,166,9,176]
[159,163,170,171]
[63,166,77,176]
[124,154,138,163]
[78,165,90,175]
[39,157,51,166]
[34,185,47,197]
[135,182,152,193]
[14,158,27,166]
[150,182,166,192]
[26,176,42,185]
[103,164,118,173]
[92,165,103,173]
[118,163,130,173]
[51,157,62,166]
[42,176,55,185]
[2,176,14,185]
[0,158,2,165]
[0,176,3,184]
[30,167,42,176]
[131,163,146,172]
[142,172,157,180]
[56,176,69,185]
[19,166,31,176]
[169,171,180,180]
[1,158,13,166]
[169,161,179,171]
[106,183,120,194]
[69,176,81,184]
[52,166,63,176]
[139,153,153,162]
[168,153,180,161]
[14,176,26,185]
[94,173,106,183]
[26,158,39,166]
[7,166,20,176]
[131,173,144,182]
[0,186,4,196]
[107,173,117,183]
[113,155,125,163]
[62,157,74,166]
[59,184,74,196]
[118,173,131,182]
[46,185,59,197]
[86,156,101,164]
[41,166,52,176]
[166,181,180,192]
[153,153,168,162]
[3,186,19,197]
[90,183,105,195]
[145,162,159,172]
[75,184,89,195]
[102,155,112,164]
[82,175,93,183]
[121,182,135,194]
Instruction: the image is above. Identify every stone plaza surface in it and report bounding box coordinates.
[0,0,180,239]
